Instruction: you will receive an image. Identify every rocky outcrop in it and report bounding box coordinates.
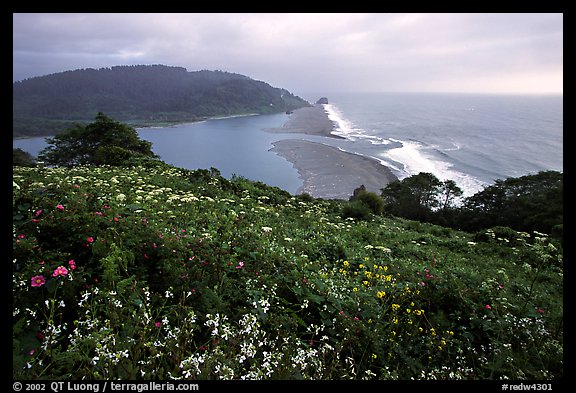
[316,97,329,105]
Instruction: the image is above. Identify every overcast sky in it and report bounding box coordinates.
[13,13,563,96]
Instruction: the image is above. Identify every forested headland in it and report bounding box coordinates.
[13,65,309,137]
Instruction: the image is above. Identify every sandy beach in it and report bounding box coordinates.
[266,105,344,139]
[271,139,398,200]
[267,102,399,199]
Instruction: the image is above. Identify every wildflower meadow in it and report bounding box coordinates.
[13,161,563,380]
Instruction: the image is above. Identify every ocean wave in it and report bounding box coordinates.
[438,141,461,152]
[380,139,486,197]
[323,102,486,197]
[323,104,365,141]
[324,104,393,147]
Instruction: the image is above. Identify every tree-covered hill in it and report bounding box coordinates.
[13,65,310,137]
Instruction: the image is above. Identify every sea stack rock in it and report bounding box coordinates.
[316,97,329,105]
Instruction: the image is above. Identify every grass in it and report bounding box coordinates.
[12,161,563,380]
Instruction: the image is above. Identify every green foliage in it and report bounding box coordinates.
[341,201,373,221]
[461,171,563,238]
[13,164,563,380]
[439,179,463,210]
[13,65,310,137]
[38,113,158,167]
[13,148,36,167]
[349,186,384,216]
[381,173,444,220]
[381,171,562,241]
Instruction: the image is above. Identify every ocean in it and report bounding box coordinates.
[315,92,563,196]
[13,92,563,198]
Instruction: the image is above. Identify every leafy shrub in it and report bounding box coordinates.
[93,145,134,166]
[297,193,314,203]
[341,200,372,221]
[355,190,384,215]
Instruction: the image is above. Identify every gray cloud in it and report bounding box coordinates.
[13,13,563,95]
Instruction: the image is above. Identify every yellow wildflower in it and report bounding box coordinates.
[377,290,386,299]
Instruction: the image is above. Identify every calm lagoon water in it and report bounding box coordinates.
[13,113,306,195]
[135,113,305,194]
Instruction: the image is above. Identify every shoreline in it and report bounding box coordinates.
[268,101,399,200]
[271,139,398,200]
[13,110,283,139]
[266,105,345,139]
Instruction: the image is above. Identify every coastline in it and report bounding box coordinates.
[268,102,399,199]
[13,111,276,139]
[271,139,398,200]
[266,105,345,139]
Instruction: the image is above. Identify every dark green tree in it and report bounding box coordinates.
[460,170,563,237]
[38,113,158,167]
[14,66,310,137]
[381,172,442,220]
[438,179,463,210]
[13,148,36,167]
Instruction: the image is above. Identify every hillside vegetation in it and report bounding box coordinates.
[13,157,563,380]
[13,65,309,137]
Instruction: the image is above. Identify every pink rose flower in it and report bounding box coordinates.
[31,275,46,287]
[52,266,68,277]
